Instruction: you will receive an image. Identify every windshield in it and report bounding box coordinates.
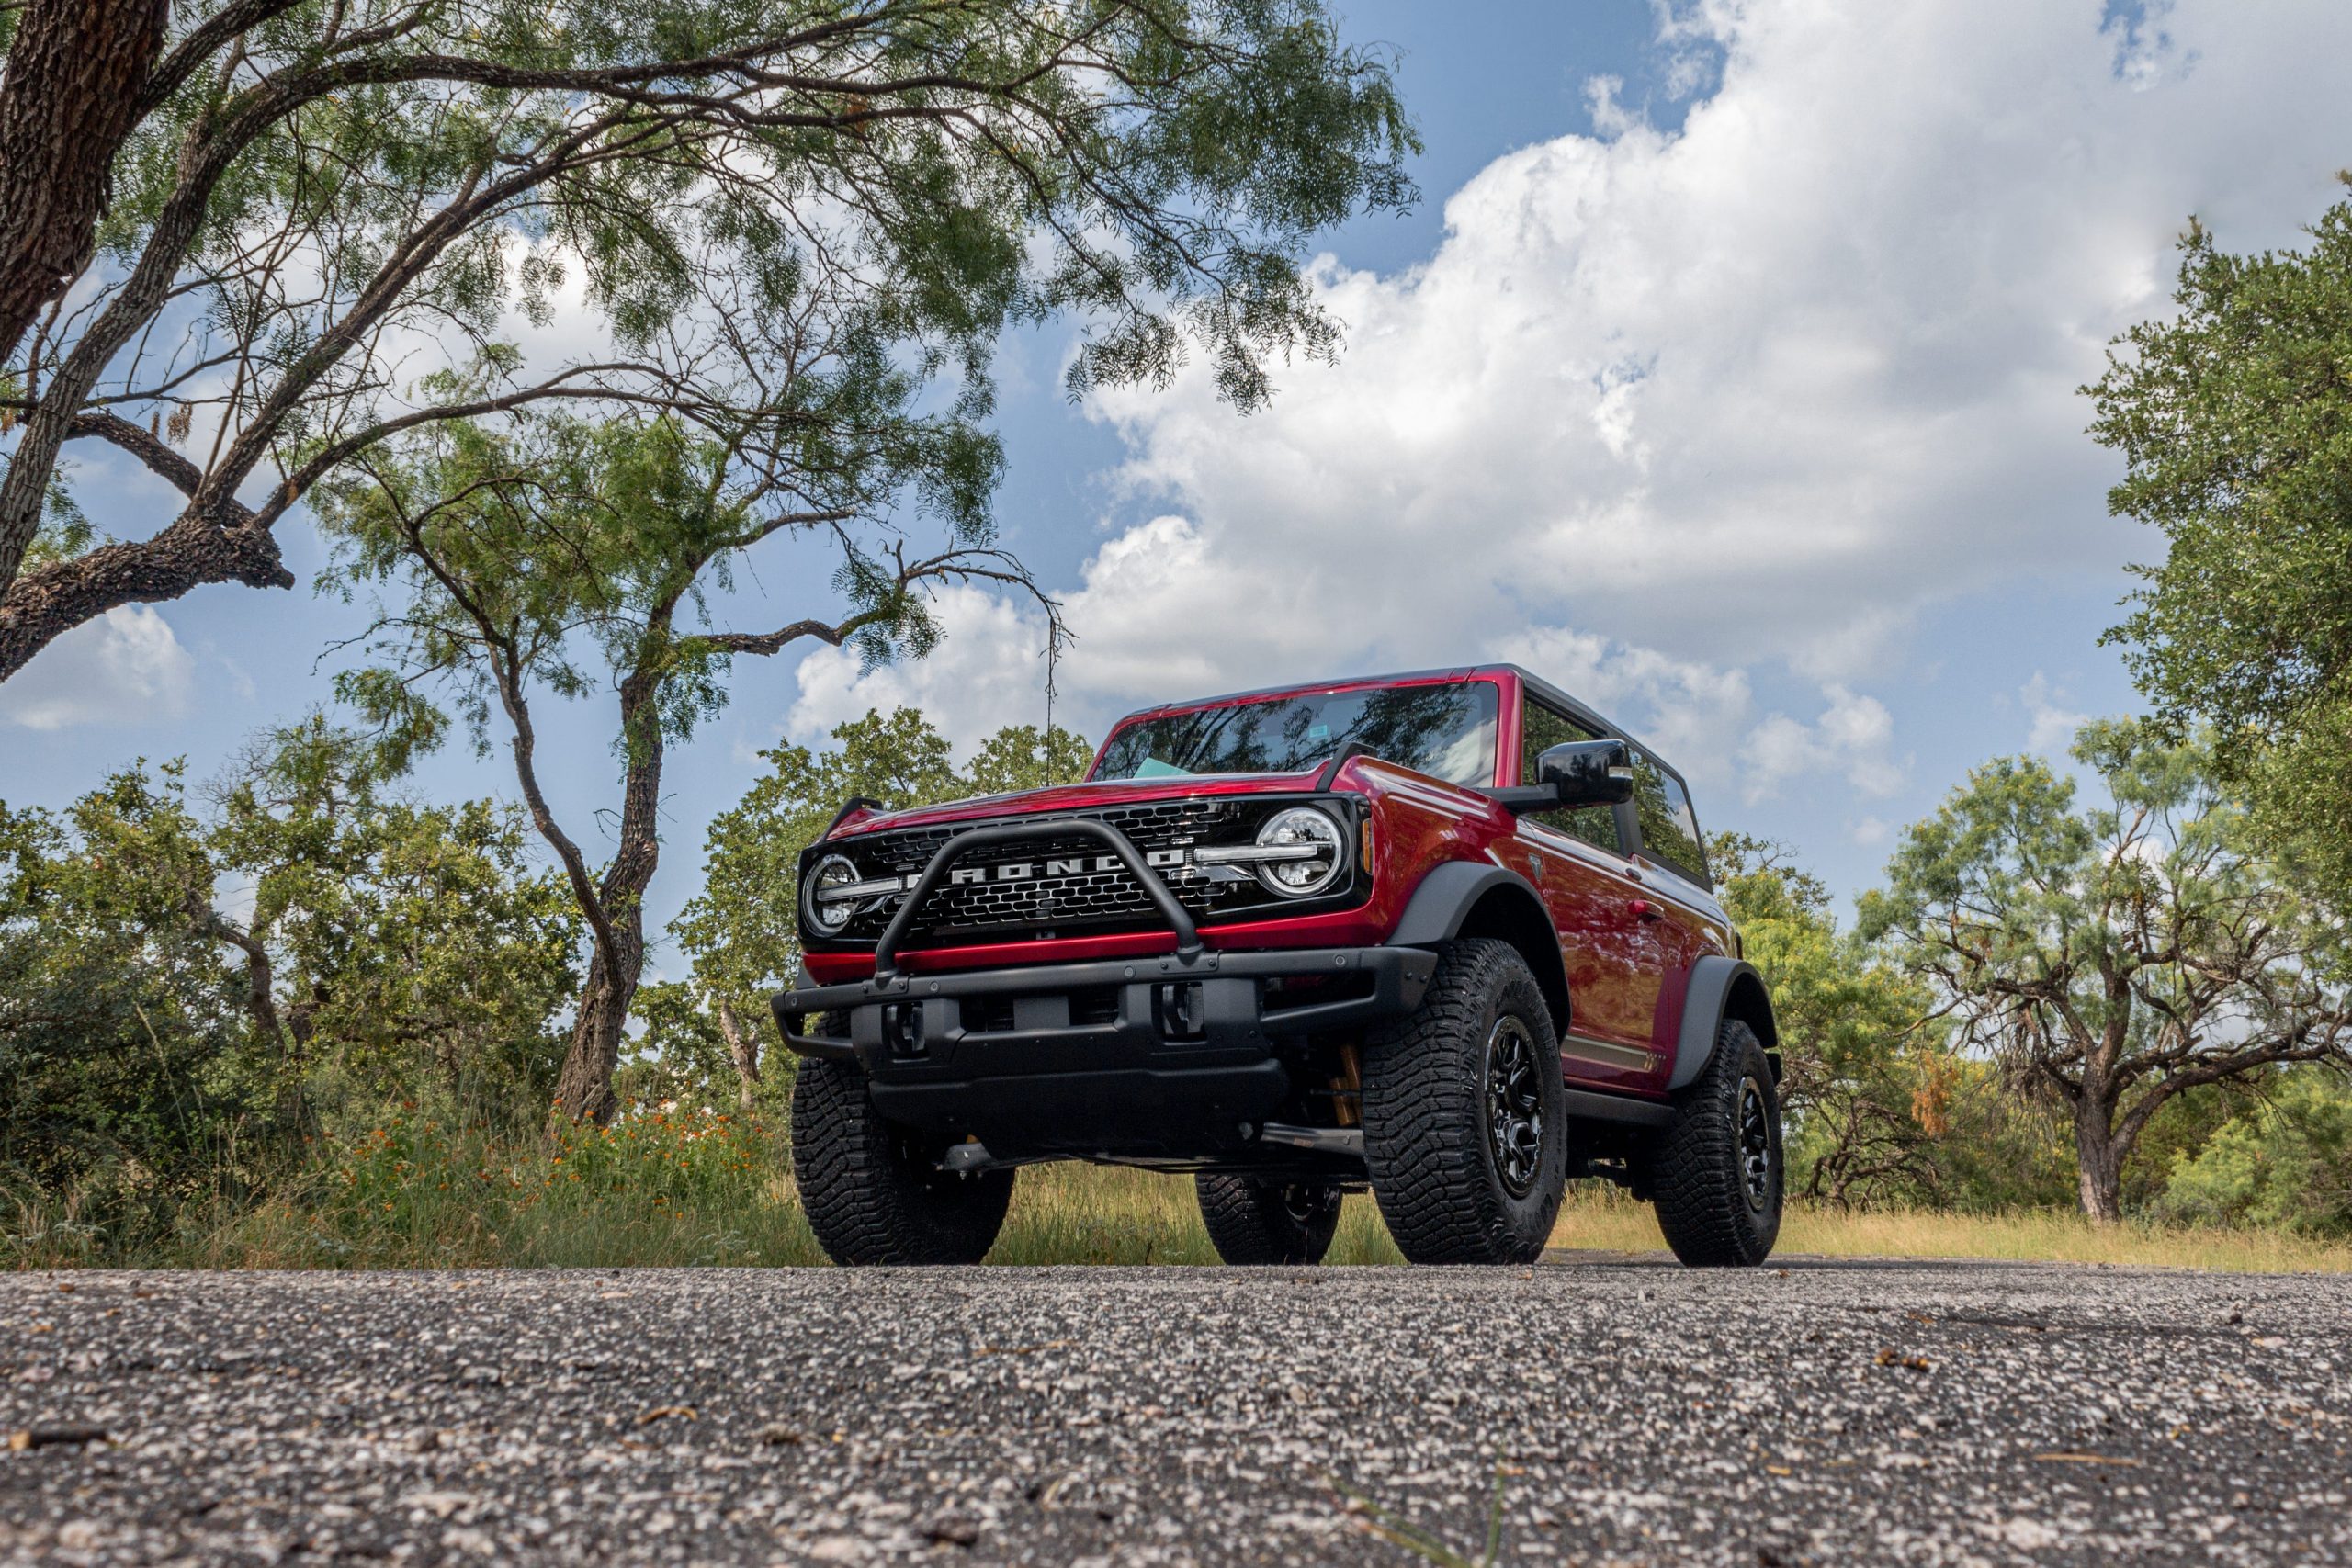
[1093,681,1501,785]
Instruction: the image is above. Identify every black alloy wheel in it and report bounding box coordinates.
[1738,1076,1773,1212]
[1360,938,1568,1265]
[1486,1016,1544,1199]
[1649,1018,1783,1267]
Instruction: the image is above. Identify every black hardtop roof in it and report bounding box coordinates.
[1103,663,1692,792]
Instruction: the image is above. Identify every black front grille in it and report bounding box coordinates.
[925,849,1182,934]
[803,795,1359,950]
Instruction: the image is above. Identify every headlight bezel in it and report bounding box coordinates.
[1249,805,1348,898]
[800,852,863,937]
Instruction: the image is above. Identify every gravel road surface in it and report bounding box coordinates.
[3,1254,2347,1565]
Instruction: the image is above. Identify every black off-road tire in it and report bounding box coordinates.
[1650,1019,1782,1268]
[1361,938,1568,1265]
[789,1050,1013,1266]
[1194,1176,1343,1265]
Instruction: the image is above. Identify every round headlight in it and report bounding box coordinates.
[802,853,861,936]
[1254,807,1344,897]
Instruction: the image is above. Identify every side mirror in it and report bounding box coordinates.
[1538,739,1636,808]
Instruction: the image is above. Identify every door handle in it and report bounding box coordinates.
[1630,898,1665,923]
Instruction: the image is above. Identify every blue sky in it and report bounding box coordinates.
[7,0,2352,967]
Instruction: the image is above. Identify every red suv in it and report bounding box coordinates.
[774,666,1783,1269]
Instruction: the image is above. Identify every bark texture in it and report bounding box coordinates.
[715,997,762,1111]
[2073,1110,2124,1225]
[546,671,665,1125]
[0,0,169,368]
[0,501,295,679]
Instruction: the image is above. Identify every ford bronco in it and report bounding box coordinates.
[773,666,1783,1269]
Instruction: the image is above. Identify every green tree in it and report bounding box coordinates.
[2156,1066,2352,1237]
[0,770,263,1220]
[204,717,582,1119]
[2088,195,2352,896]
[1858,718,2352,1223]
[672,707,1091,1090]
[623,978,752,1114]
[0,724,578,1229]
[967,722,1099,797]
[0,0,1413,678]
[1709,832,1944,1207]
[317,398,1056,1121]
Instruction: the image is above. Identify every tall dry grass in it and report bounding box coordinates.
[11,1122,2348,1273]
[1549,1187,2352,1273]
[993,1162,1402,1266]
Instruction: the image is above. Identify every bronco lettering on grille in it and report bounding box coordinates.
[945,849,1186,886]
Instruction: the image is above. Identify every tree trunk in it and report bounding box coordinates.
[0,0,170,370]
[2072,1099,2125,1224]
[553,944,635,1126]
[715,995,760,1111]
[547,668,665,1124]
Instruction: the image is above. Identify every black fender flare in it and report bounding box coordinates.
[1390,862,1572,1033]
[1668,955,1781,1091]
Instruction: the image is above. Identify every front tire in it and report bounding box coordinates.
[790,1054,1014,1266]
[1195,1176,1342,1265]
[1361,939,1568,1264]
[1650,1020,1782,1267]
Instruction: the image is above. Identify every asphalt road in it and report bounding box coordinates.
[3,1255,2347,1566]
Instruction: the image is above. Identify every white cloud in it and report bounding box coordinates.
[788,584,1065,755]
[1739,685,1905,804]
[0,606,194,731]
[2021,671,2091,757]
[795,0,2352,815]
[1498,626,1751,777]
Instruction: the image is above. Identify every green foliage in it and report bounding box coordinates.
[2088,194,2352,897]
[1858,716,2352,1218]
[1709,832,1948,1206]
[0,722,580,1248]
[0,773,263,1227]
[9,0,1417,627]
[212,717,582,1117]
[320,411,900,767]
[20,469,97,570]
[623,979,758,1117]
[968,723,1102,798]
[2157,1067,2352,1237]
[675,706,1092,1010]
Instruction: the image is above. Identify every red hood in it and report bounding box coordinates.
[828,770,1332,840]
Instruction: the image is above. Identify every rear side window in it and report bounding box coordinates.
[1518,702,1622,852]
[1631,754,1708,886]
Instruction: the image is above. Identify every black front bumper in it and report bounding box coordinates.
[771,945,1434,1161]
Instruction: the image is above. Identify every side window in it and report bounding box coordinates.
[1631,753,1708,886]
[1518,702,1622,853]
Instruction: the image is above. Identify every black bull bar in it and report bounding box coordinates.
[768,818,1433,1157]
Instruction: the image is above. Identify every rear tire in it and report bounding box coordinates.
[1361,939,1567,1265]
[1650,1019,1782,1267]
[789,1050,1013,1266]
[1195,1176,1342,1265]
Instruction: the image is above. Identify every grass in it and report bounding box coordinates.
[1549,1186,2352,1273]
[8,1118,2348,1273]
[992,1161,1404,1266]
